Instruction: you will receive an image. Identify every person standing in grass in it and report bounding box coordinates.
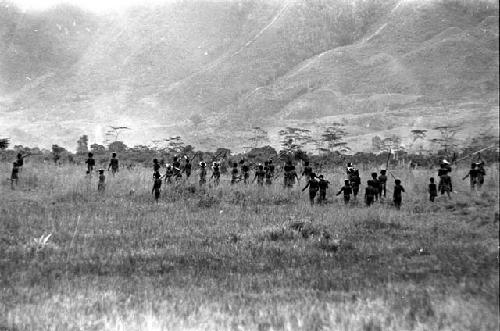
[438,160,453,192]
[317,175,329,204]
[371,172,381,201]
[108,152,119,176]
[438,172,452,198]
[283,161,294,187]
[230,162,239,185]
[365,180,376,206]
[183,157,192,178]
[152,171,162,202]
[267,159,275,178]
[164,164,174,184]
[153,159,161,173]
[302,173,320,205]
[462,163,479,191]
[476,161,486,189]
[378,170,388,198]
[393,179,405,209]
[97,169,106,193]
[172,156,182,180]
[85,152,96,174]
[347,165,361,198]
[199,161,207,186]
[210,162,221,186]
[302,161,313,179]
[253,164,266,186]
[16,152,28,172]
[10,161,19,189]
[428,177,438,202]
[240,160,250,184]
[264,161,273,185]
[284,161,299,188]
[336,179,352,205]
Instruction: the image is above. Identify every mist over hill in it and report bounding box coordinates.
[0,0,498,152]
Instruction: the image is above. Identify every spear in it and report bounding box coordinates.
[385,147,391,171]
[454,144,496,163]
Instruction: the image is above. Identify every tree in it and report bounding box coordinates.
[76,135,88,155]
[279,127,312,154]
[131,145,151,152]
[108,141,128,153]
[431,125,460,154]
[247,145,278,161]
[214,147,231,160]
[164,136,185,153]
[91,144,106,153]
[105,126,131,144]
[410,129,427,154]
[321,123,347,153]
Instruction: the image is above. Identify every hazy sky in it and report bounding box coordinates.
[8,0,173,12]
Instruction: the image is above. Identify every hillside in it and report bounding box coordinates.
[0,0,498,152]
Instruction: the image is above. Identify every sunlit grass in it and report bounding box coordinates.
[0,162,498,330]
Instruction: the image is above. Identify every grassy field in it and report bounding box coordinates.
[0,162,498,331]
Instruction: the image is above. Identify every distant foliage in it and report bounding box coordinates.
[0,138,9,150]
[431,125,461,154]
[279,127,312,154]
[320,123,348,153]
[108,141,128,153]
[246,145,278,163]
[90,143,106,153]
[76,135,88,155]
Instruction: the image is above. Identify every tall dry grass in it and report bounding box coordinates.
[0,161,498,330]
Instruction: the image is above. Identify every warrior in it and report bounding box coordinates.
[371,172,381,201]
[317,175,330,204]
[199,161,207,186]
[365,180,376,206]
[10,161,19,189]
[183,157,192,178]
[462,163,479,191]
[428,177,437,202]
[336,179,353,205]
[393,179,405,209]
[164,164,174,184]
[172,156,182,179]
[230,162,240,185]
[253,164,266,186]
[152,171,162,202]
[211,162,221,186]
[97,169,106,193]
[302,161,313,179]
[284,161,298,188]
[347,164,361,198]
[108,152,119,175]
[302,173,320,205]
[85,152,96,174]
[378,170,388,198]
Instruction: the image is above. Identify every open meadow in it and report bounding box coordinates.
[1,161,499,331]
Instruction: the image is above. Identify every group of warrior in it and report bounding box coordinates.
[9,151,487,209]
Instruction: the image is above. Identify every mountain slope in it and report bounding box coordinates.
[0,0,498,151]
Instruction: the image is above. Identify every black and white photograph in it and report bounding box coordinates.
[1,0,499,329]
